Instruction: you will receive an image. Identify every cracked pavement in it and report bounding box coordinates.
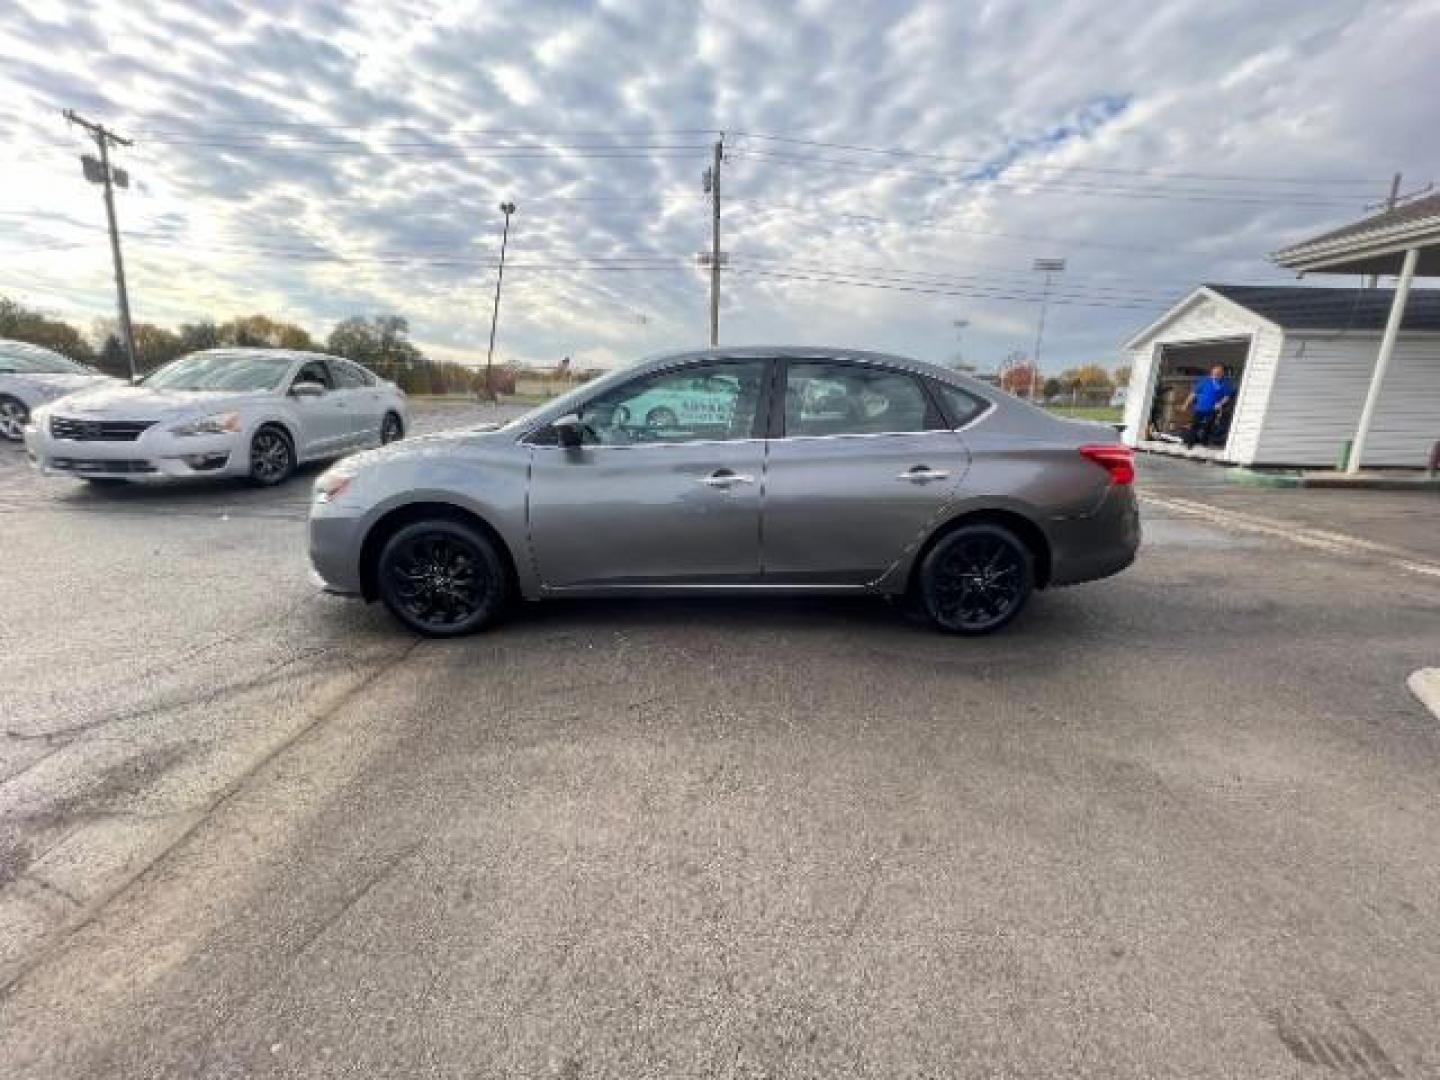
[1,405,1438,1078]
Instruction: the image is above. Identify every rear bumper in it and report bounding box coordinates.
[1046,486,1141,587]
[24,424,243,482]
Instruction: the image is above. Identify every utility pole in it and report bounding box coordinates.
[1030,258,1066,402]
[484,200,516,400]
[1365,173,1403,289]
[65,110,138,382]
[706,136,723,346]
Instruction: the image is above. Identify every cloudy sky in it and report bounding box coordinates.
[1,0,1436,373]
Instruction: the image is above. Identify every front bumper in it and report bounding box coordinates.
[308,509,368,596]
[24,423,242,482]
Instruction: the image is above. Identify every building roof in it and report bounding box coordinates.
[1206,284,1440,332]
[1271,192,1440,276]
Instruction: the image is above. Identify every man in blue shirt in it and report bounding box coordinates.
[1184,365,1236,448]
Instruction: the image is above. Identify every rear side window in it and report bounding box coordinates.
[332,360,374,389]
[783,362,939,437]
[929,381,989,428]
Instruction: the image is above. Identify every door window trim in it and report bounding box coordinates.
[522,356,774,448]
[770,357,952,441]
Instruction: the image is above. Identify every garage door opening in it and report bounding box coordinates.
[1142,337,1251,457]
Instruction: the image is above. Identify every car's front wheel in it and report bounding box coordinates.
[0,395,29,442]
[377,519,510,637]
[248,425,295,486]
[916,523,1034,635]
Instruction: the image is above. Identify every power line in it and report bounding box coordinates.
[729,149,1369,208]
[730,130,1377,187]
[729,267,1164,310]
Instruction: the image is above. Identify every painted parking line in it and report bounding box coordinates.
[1140,493,1440,580]
[1409,669,1440,720]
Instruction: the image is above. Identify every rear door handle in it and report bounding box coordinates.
[897,466,950,483]
[698,469,755,488]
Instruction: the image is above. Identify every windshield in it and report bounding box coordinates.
[501,357,653,430]
[0,344,88,375]
[143,351,294,392]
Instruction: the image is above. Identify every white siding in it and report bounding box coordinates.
[1254,332,1440,467]
[1123,291,1280,464]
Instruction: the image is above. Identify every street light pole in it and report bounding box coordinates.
[64,110,138,382]
[484,200,517,400]
[1030,258,1066,402]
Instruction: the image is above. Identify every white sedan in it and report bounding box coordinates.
[0,339,117,441]
[24,348,409,486]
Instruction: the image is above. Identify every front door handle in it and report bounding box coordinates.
[897,466,950,483]
[698,469,755,488]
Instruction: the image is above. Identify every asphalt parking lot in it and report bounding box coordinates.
[1,401,1438,1078]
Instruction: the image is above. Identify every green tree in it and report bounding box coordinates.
[132,323,184,374]
[0,297,96,365]
[1113,364,1131,388]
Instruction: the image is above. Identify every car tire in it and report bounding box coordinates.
[248,425,295,486]
[377,519,510,637]
[0,395,28,442]
[645,406,677,427]
[380,412,404,445]
[915,523,1034,635]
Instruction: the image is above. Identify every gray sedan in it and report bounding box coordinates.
[309,347,1140,636]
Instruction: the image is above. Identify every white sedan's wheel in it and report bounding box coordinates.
[0,396,28,441]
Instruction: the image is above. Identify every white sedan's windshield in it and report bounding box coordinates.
[0,344,88,375]
[144,351,293,392]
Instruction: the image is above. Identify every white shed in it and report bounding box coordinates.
[1122,284,1440,468]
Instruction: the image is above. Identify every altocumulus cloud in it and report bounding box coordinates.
[1,0,1436,370]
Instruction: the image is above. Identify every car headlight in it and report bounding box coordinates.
[170,412,242,436]
[313,464,359,505]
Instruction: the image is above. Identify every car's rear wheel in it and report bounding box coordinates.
[916,523,1034,635]
[377,520,509,637]
[249,425,294,486]
[380,412,404,445]
[0,395,28,441]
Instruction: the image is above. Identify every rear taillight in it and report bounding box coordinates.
[1079,444,1135,485]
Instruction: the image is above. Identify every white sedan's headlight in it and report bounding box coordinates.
[170,411,242,436]
[313,463,359,504]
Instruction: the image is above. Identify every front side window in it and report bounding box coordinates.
[292,359,334,390]
[783,362,938,437]
[576,360,766,446]
[143,351,294,392]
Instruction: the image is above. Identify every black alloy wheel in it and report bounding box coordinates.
[0,395,28,442]
[918,523,1034,635]
[381,412,404,445]
[377,520,509,637]
[249,426,295,486]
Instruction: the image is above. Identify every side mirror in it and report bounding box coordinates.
[552,412,585,448]
[291,380,326,398]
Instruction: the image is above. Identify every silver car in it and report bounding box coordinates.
[0,339,117,441]
[310,347,1139,636]
[24,348,408,486]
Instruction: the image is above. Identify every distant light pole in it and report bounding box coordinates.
[952,318,970,371]
[1031,257,1066,401]
[483,200,517,399]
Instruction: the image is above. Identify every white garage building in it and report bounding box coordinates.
[1122,283,1440,468]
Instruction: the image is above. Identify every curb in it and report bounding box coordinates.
[1300,474,1440,492]
[1224,467,1302,489]
[1408,669,1440,720]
